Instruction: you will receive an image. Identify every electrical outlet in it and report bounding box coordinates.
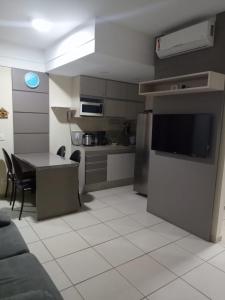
[0,133,5,141]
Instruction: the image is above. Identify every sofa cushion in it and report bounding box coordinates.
[2,290,54,300]
[0,253,63,300]
[0,221,29,260]
[0,211,11,227]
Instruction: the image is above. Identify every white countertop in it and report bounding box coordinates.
[16,153,78,168]
[72,145,136,152]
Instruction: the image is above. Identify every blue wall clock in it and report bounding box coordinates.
[24,72,40,89]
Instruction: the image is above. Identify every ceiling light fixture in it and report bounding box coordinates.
[32,18,53,32]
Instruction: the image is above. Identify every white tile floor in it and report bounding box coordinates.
[2,185,225,299]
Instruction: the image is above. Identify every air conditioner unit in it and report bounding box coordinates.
[156,18,216,59]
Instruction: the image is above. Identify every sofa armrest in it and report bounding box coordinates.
[1,290,54,300]
[0,211,11,227]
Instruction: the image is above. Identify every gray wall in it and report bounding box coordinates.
[12,69,49,153]
[148,12,225,240]
[155,12,225,78]
[148,94,224,240]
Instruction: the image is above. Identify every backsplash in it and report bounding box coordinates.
[70,117,124,132]
[71,118,137,146]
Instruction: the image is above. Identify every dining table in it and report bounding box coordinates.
[16,152,80,220]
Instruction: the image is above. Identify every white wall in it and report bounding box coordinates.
[0,66,13,196]
[95,21,154,65]
[45,21,95,71]
[0,40,45,72]
[49,74,73,158]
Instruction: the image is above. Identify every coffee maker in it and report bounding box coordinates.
[94,131,108,145]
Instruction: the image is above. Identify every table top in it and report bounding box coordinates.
[16,153,78,169]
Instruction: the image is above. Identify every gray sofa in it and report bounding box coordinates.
[0,222,28,260]
[0,213,63,300]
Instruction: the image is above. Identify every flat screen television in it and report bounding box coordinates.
[151,114,213,158]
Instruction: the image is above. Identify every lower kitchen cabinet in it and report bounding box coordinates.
[86,168,107,185]
[85,153,107,185]
[83,149,135,192]
[107,153,135,181]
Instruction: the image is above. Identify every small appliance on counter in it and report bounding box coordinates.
[82,133,95,146]
[82,131,108,146]
[71,131,83,146]
[95,131,108,145]
[71,131,109,147]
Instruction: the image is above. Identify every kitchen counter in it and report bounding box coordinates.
[72,145,135,154]
[71,145,135,194]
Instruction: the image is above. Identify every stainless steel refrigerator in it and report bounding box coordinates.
[134,111,153,196]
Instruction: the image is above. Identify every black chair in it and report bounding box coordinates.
[2,148,15,205]
[57,146,66,158]
[70,150,81,207]
[70,150,81,163]
[11,155,36,220]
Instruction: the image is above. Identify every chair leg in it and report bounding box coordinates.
[4,175,9,198]
[12,185,17,211]
[19,189,25,220]
[10,181,14,206]
[77,178,82,207]
[78,192,82,207]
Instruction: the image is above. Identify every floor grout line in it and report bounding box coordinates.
[179,274,212,300]
[1,189,225,300]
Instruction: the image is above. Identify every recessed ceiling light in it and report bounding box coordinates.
[32,19,53,32]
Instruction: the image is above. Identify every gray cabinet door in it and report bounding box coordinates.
[105,99,144,119]
[80,76,106,97]
[107,153,135,181]
[86,169,107,184]
[106,80,127,100]
[104,99,127,118]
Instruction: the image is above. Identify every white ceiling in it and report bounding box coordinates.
[1,0,225,49]
[50,53,155,83]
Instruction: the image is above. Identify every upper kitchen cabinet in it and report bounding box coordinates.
[106,80,144,102]
[71,75,144,119]
[80,76,106,97]
[106,80,127,100]
[104,99,144,120]
[104,99,127,118]
[77,76,143,102]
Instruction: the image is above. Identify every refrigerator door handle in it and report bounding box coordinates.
[134,112,152,196]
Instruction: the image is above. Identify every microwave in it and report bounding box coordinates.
[80,98,104,117]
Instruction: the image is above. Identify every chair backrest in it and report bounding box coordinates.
[57,146,66,158]
[70,150,81,163]
[11,154,25,181]
[2,148,13,174]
